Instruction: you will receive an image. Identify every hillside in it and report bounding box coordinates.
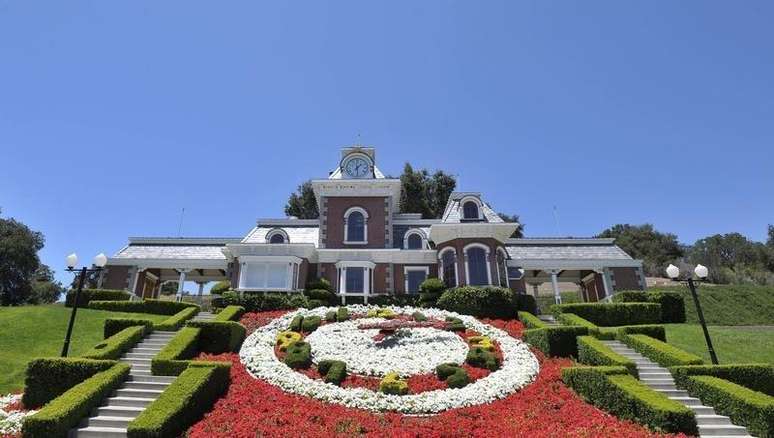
[646,284,774,325]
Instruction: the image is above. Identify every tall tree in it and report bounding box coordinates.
[284,181,319,219]
[0,208,45,305]
[428,171,457,219]
[767,224,774,248]
[497,213,525,238]
[30,264,63,304]
[687,233,772,284]
[596,224,683,276]
[399,163,457,218]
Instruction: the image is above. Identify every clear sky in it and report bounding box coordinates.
[1,1,772,288]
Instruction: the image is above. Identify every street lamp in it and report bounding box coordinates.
[666,263,718,364]
[61,252,108,357]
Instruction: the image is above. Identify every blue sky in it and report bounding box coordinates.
[1,1,772,289]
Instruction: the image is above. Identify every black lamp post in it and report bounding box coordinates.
[666,263,718,365]
[61,252,107,357]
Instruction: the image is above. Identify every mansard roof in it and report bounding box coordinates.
[112,237,241,262]
[241,218,320,247]
[441,192,505,224]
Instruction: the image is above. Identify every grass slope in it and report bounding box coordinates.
[0,304,167,393]
[665,324,774,364]
[645,285,774,326]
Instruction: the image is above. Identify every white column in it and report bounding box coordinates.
[601,268,613,298]
[339,268,346,305]
[197,282,205,297]
[531,283,540,300]
[550,271,561,305]
[177,269,188,301]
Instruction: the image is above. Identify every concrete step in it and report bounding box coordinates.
[129,366,151,374]
[114,388,164,399]
[698,424,750,436]
[81,415,132,429]
[135,342,167,348]
[129,369,152,376]
[696,414,732,426]
[124,353,155,360]
[640,378,675,384]
[128,375,175,384]
[124,359,152,367]
[122,381,170,391]
[68,426,127,437]
[638,366,668,372]
[104,396,155,408]
[656,389,689,397]
[669,396,704,406]
[129,347,162,354]
[639,372,673,378]
[642,382,677,390]
[689,405,716,415]
[92,406,144,418]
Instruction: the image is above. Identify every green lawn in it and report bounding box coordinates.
[665,323,774,364]
[646,284,774,325]
[0,304,167,393]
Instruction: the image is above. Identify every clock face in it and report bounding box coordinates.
[344,157,370,178]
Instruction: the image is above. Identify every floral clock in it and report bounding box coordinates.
[239,305,540,415]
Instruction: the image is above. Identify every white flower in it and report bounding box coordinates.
[239,305,540,414]
[0,393,36,435]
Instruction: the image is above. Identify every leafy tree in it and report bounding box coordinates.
[688,233,773,284]
[767,224,774,248]
[497,213,525,238]
[210,280,231,294]
[30,264,63,304]
[160,281,178,296]
[284,181,319,219]
[0,208,45,305]
[596,224,683,276]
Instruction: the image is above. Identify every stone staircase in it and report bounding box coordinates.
[602,340,754,438]
[537,314,558,325]
[69,311,215,437]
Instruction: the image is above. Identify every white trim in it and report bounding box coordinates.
[238,259,301,292]
[335,260,376,269]
[459,195,483,220]
[505,258,644,270]
[256,218,319,226]
[404,266,429,294]
[437,247,459,287]
[463,242,492,286]
[506,238,616,245]
[107,258,227,270]
[403,228,428,250]
[265,228,290,244]
[317,248,437,264]
[239,255,303,263]
[496,247,509,288]
[340,152,374,179]
[549,270,561,304]
[344,206,369,244]
[429,223,519,244]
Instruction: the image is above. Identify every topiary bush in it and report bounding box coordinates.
[379,372,408,395]
[445,316,466,332]
[620,334,703,367]
[670,364,774,396]
[412,311,427,321]
[214,305,245,322]
[518,311,547,329]
[336,307,349,322]
[104,318,155,338]
[523,326,589,357]
[612,291,648,302]
[369,294,422,307]
[187,320,246,353]
[155,306,199,331]
[515,294,538,314]
[209,280,232,295]
[613,290,686,323]
[437,286,516,318]
[556,313,600,337]
[65,289,131,308]
[289,315,303,332]
[301,315,322,332]
[435,363,460,380]
[447,369,470,388]
[318,360,347,385]
[418,277,446,307]
[82,326,148,360]
[577,336,638,377]
[284,342,312,369]
[325,310,337,322]
[306,299,327,308]
[152,327,201,376]
[307,288,334,301]
[466,346,499,370]
[615,325,667,342]
[306,277,333,292]
[88,298,198,315]
[22,358,118,408]
[552,303,661,326]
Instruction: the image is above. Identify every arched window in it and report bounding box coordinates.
[439,248,458,288]
[404,229,425,249]
[496,248,508,287]
[465,244,491,286]
[344,207,368,243]
[266,229,288,244]
[462,201,480,220]
[269,234,285,244]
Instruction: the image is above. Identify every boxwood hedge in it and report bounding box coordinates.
[88,298,198,315]
[151,327,201,376]
[214,305,245,322]
[613,290,686,323]
[670,364,774,396]
[552,303,662,326]
[615,324,667,342]
[104,318,155,338]
[64,289,130,308]
[22,358,117,408]
[678,375,773,437]
[577,336,638,377]
[22,363,130,438]
[127,362,231,438]
[557,313,600,336]
[523,326,589,357]
[436,286,516,318]
[620,334,703,367]
[187,320,246,354]
[82,326,148,360]
[155,306,199,331]
[518,311,547,329]
[562,366,697,434]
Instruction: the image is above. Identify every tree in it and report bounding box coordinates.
[688,233,772,284]
[210,280,231,294]
[497,213,525,238]
[160,281,178,296]
[30,264,63,304]
[284,181,319,219]
[0,209,45,305]
[428,171,457,219]
[767,225,774,248]
[596,224,683,277]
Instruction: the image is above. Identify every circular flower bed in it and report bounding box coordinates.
[239,305,540,414]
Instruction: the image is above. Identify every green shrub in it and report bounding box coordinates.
[613,290,686,323]
[445,316,466,332]
[562,366,697,434]
[418,277,446,305]
[317,360,347,385]
[557,313,600,336]
[289,315,303,331]
[306,298,327,308]
[369,294,422,307]
[437,286,516,318]
[187,320,246,353]
[523,326,589,357]
[22,358,117,408]
[552,303,662,326]
[82,326,148,360]
[670,364,774,396]
[307,288,333,301]
[22,363,130,438]
[155,306,199,331]
[447,369,470,388]
[337,307,349,321]
[577,336,638,377]
[209,280,231,295]
[612,291,648,302]
[88,298,198,315]
[306,277,333,292]
[621,334,703,367]
[217,292,308,312]
[104,318,155,338]
[214,305,245,322]
[412,311,427,322]
[515,294,538,314]
[301,315,321,332]
[284,342,312,369]
[518,311,547,329]
[127,362,231,438]
[435,363,460,380]
[325,310,337,322]
[678,376,773,437]
[615,325,666,342]
[379,373,408,395]
[152,327,201,376]
[64,289,130,307]
[466,346,498,370]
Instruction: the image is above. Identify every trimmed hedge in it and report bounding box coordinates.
[437,286,516,318]
[369,294,422,307]
[552,303,662,326]
[318,360,347,385]
[22,363,131,438]
[104,318,155,338]
[621,334,703,367]
[127,362,231,438]
[152,327,201,376]
[515,294,538,315]
[418,277,446,307]
[22,358,117,408]
[523,326,589,357]
[518,311,547,329]
[214,305,245,322]
[284,342,312,369]
[557,313,600,336]
[64,288,130,307]
[155,306,199,331]
[88,298,198,315]
[215,291,309,312]
[613,290,686,323]
[577,336,638,377]
[678,376,773,437]
[615,324,666,342]
[337,307,349,322]
[82,326,148,360]
[670,364,774,396]
[301,315,322,332]
[187,320,246,354]
[562,366,697,434]
[466,346,499,370]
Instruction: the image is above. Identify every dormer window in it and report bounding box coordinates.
[403,229,426,250]
[462,201,480,220]
[266,229,289,244]
[344,207,368,244]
